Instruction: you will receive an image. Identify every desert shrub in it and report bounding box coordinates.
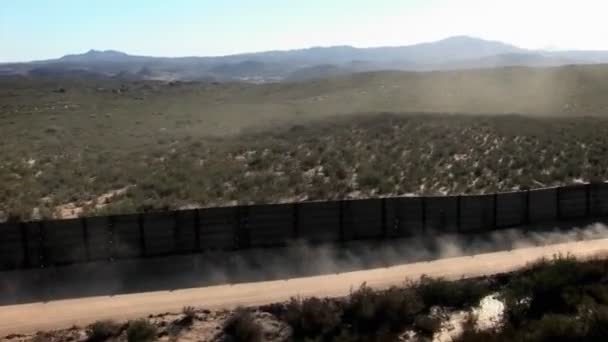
[413,314,443,337]
[222,308,263,342]
[126,319,157,342]
[586,305,608,339]
[342,284,424,336]
[503,256,607,324]
[280,297,342,339]
[522,314,586,341]
[182,306,196,318]
[173,306,197,326]
[86,320,122,342]
[585,284,608,306]
[357,167,382,188]
[414,276,490,309]
[457,305,608,341]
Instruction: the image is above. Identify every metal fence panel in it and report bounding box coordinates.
[111,214,142,259]
[175,210,198,253]
[298,201,341,243]
[198,207,238,250]
[460,195,495,233]
[342,199,383,240]
[559,185,587,219]
[22,223,43,268]
[142,212,176,256]
[43,219,86,265]
[590,183,608,216]
[529,188,558,224]
[86,216,111,261]
[0,223,24,270]
[5,184,608,271]
[496,191,526,228]
[248,204,294,247]
[385,197,423,237]
[424,196,459,233]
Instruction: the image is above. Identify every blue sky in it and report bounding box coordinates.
[2,0,608,62]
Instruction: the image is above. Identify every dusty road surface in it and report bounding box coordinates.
[2,238,608,336]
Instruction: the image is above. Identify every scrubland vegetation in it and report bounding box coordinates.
[3,65,608,221]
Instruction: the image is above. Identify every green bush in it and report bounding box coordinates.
[343,284,423,335]
[126,319,157,342]
[174,306,197,326]
[586,305,608,339]
[503,256,607,323]
[414,276,490,309]
[523,314,586,341]
[357,167,382,188]
[222,308,262,342]
[280,297,342,339]
[86,320,122,342]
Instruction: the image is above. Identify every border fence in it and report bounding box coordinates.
[2,183,608,271]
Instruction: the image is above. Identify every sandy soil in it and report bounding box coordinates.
[1,238,608,337]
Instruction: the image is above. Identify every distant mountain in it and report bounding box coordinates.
[59,49,135,63]
[3,36,608,82]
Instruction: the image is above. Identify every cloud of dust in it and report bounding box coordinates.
[388,67,574,116]
[187,222,608,285]
[2,222,608,305]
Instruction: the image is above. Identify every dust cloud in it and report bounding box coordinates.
[211,222,608,282]
[2,222,607,305]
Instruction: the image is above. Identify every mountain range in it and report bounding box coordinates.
[3,36,608,83]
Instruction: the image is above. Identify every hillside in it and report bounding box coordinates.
[3,36,608,82]
[3,65,608,220]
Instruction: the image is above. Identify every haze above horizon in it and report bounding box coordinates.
[2,0,608,63]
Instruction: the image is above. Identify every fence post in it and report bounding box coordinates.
[456,195,462,233]
[493,193,498,230]
[339,201,345,242]
[138,213,146,257]
[524,189,531,226]
[38,221,46,268]
[393,198,402,236]
[194,209,201,252]
[292,203,300,240]
[172,211,179,253]
[586,183,592,217]
[421,197,427,234]
[107,216,115,261]
[556,187,562,221]
[381,198,387,238]
[20,222,30,268]
[235,206,250,249]
[81,217,91,262]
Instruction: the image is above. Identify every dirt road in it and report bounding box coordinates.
[2,238,608,336]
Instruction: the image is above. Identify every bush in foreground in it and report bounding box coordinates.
[414,276,490,309]
[222,308,263,342]
[277,297,342,339]
[503,255,608,325]
[343,284,424,336]
[126,319,157,342]
[86,320,122,342]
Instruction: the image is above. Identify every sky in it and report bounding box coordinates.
[1,0,608,62]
